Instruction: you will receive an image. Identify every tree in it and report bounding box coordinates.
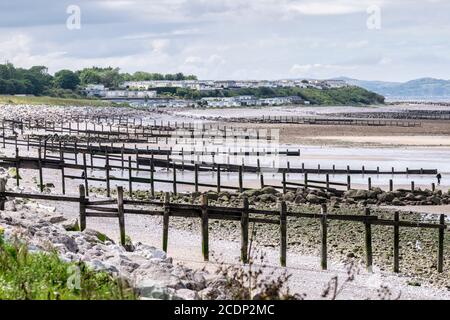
[54,70,80,90]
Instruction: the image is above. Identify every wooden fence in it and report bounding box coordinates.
[0,184,446,274]
[219,116,422,127]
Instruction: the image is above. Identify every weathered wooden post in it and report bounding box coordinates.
[0,178,6,211]
[320,204,328,270]
[150,157,155,198]
[393,211,400,273]
[38,147,44,192]
[411,181,415,191]
[438,214,445,273]
[201,194,209,261]
[364,207,373,272]
[79,184,86,231]
[15,147,20,187]
[432,183,436,192]
[326,174,330,189]
[347,176,351,191]
[194,164,199,192]
[280,200,287,267]
[282,170,287,194]
[106,152,111,198]
[128,156,133,196]
[117,186,126,246]
[82,152,89,196]
[60,148,66,195]
[304,173,308,188]
[239,165,243,192]
[260,173,265,189]
[368,177,372,190]
[172,162,177,194]
[216,164,221,193]
[389,179,393,192]
[241,196,249,263]
[162,192,170,252]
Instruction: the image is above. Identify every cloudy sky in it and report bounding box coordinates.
[1,0,449,81]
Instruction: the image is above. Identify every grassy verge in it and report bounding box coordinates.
[0,227,136,300]
[0,95,130,108]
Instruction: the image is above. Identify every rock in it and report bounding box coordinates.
[345,189,369,200]
[377,192,396,203]
[283,192,295,202]
[48,215,67,224]
[61,218,80,231]
[306,194,327,204]
[391,198,404,206]
[258,194,277,203]
[242,189,261,198]
[260,187,278,195]
[83,229,114,243]
[205,191,218,201]
[175,288,199,300]
[294,195,306,204]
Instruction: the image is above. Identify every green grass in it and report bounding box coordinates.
[0,95,130,108]
[0,228,136,300]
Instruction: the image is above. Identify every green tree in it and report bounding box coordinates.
[54,70,80,90]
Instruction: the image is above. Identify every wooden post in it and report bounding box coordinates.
[368,177,372,190]
[150,157,155,198]
[326,174,330,189]
[79,184,86,231]
[172,162,177,194]
[393,212,400,273]
[83,152,89,196]
[304,172,308,188]
[15,147,20,187]
[260,173,265,189]
[321,204,328,270]
[0,178,6,211]
[239,165,243,192]
[216,164,221,193]
[162,192,170,252]
[432,183,436,192]
[60,148,66,195]
[38,147,44,192]
[347,175,351,191]
[280,200,287,267]
[389,179,393,192]
[128,156,133,196]
[364,208,373,272]
[117,186,126,246]
[194,164,199,192]
[282,170,287,194]
[201,194,209,261]
[241,196,249,263]
[438,214,445,273]
[106,152,111,198]
[411,181,415,191]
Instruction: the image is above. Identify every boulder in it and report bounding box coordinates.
[242,189,261,198]
[260,187,278,195]
[306,194,327,204]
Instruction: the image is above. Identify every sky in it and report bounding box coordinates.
[1,0,450,82]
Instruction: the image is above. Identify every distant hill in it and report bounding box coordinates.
[335,77,450,100]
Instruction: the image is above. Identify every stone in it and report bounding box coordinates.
[48,215,67,224]
[242,189,261,198]
[175,288,199,300]
[258,194,277,203]
[61,218,80,231]
[261,186,278,195]
[306,194,327,204]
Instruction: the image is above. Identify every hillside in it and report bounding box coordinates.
[338,77,450,99]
